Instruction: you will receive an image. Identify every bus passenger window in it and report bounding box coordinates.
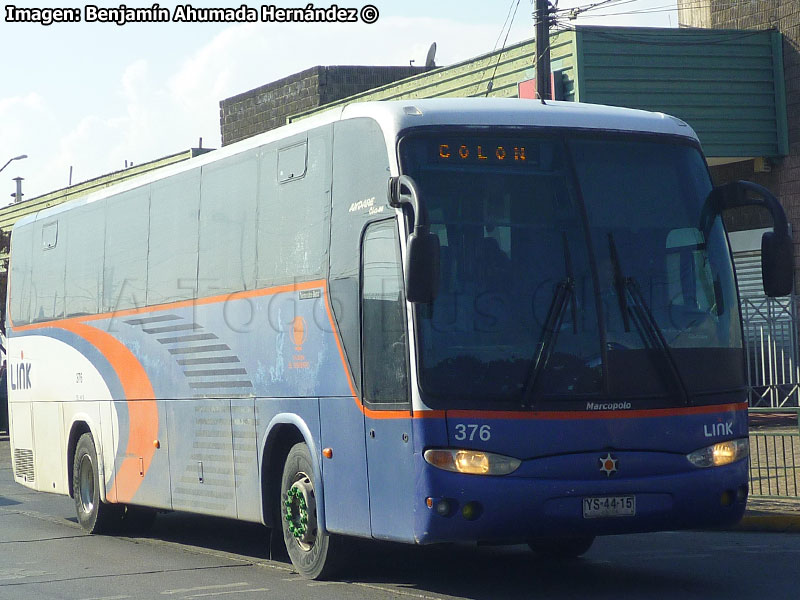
[361,221,409,405]
[278,141,308,182]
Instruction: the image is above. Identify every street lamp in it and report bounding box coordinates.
[0,154,27,175]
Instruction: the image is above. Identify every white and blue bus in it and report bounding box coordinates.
[6,99,793,578]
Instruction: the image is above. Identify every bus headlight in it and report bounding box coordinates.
[687,439,749,468]
[424,449,521,475]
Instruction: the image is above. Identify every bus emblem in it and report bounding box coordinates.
[599,453,618,477]
[291,316,307,351]
[288,317,310,370]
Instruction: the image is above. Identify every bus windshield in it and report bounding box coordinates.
[399,131,743,410]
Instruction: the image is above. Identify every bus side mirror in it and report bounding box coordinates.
[405,231,440,304]
[389,175,441,303]
[762,230,793,297]
[704,181,794,297]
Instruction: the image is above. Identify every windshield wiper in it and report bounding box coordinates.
[522,234,576,407]
[608,232,631,332]
[607,233,691,405]
[521,278,574,407]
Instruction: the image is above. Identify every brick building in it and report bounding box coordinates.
[219,65,427,145]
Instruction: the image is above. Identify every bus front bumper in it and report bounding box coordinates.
[413,458,748,544]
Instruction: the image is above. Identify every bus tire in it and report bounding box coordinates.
[528,535,595,559]
[73,432,122,533]
[280,442,345,579]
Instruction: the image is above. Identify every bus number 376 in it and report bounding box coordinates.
[453,424,491,442]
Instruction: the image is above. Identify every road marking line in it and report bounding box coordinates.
[162,582,249,595]
[183,588,270,598]
[0,567,55,581]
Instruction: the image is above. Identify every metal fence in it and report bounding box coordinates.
[731,246,800,497]
[748,407,800,499]
[741,295,800,408]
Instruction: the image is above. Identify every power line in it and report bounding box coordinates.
[554,0,761,27]
[568,0,746,20]
[547,0,773,43]
[486,0,525,97]
[471,0,526,96]
[555,0,640,20]
[492,0,523,52]
[589,4,689,17]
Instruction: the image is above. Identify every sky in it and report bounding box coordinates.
[0,0,679,203]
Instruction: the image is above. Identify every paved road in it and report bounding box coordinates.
[2,441,800,600]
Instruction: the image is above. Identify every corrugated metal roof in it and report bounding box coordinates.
[294,26,787,160]
[575,27,787,159]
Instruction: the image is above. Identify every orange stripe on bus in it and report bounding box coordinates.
[15,277,413,421]
[319,281,415,420]
[58,321,157,504]
[13,280,328,332]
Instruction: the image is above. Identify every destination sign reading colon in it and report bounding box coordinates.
[436,139,536,166]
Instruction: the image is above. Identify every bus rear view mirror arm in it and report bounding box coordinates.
[703,180,794,298]
[388,175,440,303]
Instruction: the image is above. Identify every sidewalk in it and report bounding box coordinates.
[735,497,800,533]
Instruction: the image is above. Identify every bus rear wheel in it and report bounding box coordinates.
[528,535,595,559]
[73,432,122,533]
[280,443,345,579]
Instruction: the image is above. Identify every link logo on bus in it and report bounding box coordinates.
[10,361,32,390]
[704,422,734,437]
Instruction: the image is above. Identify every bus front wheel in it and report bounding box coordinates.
[280,443,345,579]
[73,432,122,533]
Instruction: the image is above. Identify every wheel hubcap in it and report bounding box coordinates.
[284,473,317,551]
[78,455,95,515]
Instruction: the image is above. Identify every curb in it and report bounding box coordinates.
[732,514,800,533]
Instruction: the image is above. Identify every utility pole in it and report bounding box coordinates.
[535,0,552,100]
[12,177,23,204]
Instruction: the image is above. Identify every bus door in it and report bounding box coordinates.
[360,220,415,541]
